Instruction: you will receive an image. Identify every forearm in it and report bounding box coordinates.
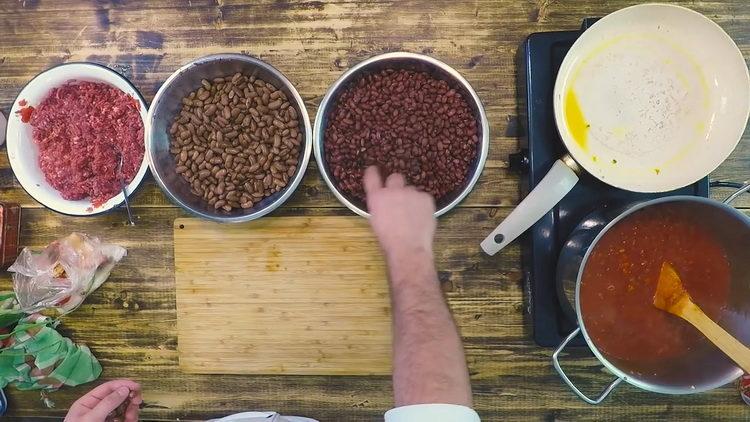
[387,248,473,407]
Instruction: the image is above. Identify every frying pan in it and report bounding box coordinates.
[481,4,750,255]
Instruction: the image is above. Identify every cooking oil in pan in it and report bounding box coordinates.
[564,89,589,150]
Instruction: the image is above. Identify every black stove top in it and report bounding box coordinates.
[514,20,710,347]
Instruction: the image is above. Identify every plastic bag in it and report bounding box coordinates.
[8,233,126,315]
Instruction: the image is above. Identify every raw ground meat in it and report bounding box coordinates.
[29,81,144,207]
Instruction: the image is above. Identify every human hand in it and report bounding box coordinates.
[363,166,436,260]
[65,379,142,422]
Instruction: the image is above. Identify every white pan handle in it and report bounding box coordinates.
[481,159,580,256]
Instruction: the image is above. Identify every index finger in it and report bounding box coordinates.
[363,166,383,195]
[124,400,141,422]
[73,380,141,409]
[88,386,130,420]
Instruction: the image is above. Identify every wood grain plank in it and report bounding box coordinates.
[0,150,746,209]
[1,0,749,420]
[2,207,749,420]
[0,0,747,210]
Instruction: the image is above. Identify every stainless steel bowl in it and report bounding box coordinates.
[147,53,312,222]
[313,52,490,217]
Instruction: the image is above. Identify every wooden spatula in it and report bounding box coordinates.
[654,262,750,372]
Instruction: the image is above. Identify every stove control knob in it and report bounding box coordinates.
[508,150,530,173]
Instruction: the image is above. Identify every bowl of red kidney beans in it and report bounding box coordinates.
[313,52,490,217]
[5,62,149,216]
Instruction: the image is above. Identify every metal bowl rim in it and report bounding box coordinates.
[574,195,749,394]
[146,53,312,223]
[313,51,490,217]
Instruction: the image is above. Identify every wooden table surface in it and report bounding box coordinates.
[1,1,749,420]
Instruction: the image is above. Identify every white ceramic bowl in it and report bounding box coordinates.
[5,62,149,216]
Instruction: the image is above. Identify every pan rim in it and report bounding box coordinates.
[552,3,750,193]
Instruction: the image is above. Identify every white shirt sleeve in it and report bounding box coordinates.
[384,404,480,422]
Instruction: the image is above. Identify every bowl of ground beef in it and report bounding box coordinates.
[313,52,489,217]
[6,63,149,216]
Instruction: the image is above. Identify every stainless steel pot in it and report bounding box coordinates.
[553,190,750,404]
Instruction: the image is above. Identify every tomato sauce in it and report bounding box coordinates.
[580,203,731,362]
[17,105,35,123]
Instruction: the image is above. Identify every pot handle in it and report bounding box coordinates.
[722,182,750,205]
[481,158,580,256]
[552,328,624,405]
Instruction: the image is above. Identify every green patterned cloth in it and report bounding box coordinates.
[0,291,22,329]
[0,293,101,391]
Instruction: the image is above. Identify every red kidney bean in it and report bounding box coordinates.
[324,68,479,203]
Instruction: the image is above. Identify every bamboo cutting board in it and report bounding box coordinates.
[173,216,392,375]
